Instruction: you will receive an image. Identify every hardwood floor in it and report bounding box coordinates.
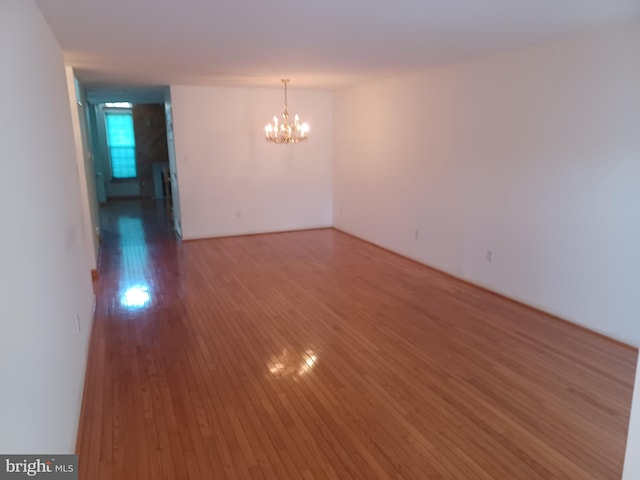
[77,199,637,479]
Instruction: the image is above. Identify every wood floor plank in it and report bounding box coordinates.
[76,199,637,479]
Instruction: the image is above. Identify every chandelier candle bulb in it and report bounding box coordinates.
[265,79,309,144]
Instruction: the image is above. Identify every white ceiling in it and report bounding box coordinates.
[36,0,640,90]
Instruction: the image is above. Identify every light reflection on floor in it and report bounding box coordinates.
[120,284,151,308]
[268,348,319,378]
[116,217,152,311]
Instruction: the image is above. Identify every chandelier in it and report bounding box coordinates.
[265,79,309,144]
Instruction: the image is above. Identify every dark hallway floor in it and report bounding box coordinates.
[95,199,180,312]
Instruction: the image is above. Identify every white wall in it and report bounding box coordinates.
[0,0,95,453]
[333,21,640,345]
[87,105,107,203]
[171,85,333,240]
[164,88,183,236]
[65,67,99,269]
[623,355,640,479]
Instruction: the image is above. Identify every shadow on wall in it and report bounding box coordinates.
[133,104,170,199]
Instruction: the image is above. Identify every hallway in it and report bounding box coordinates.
[77,200,636,479]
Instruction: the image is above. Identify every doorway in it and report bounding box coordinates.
[80,86,182,238]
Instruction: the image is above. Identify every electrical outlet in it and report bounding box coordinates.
[414,230,420,240]
[486,250,493,263]
[236,210,242,219]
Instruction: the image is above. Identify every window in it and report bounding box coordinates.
[105,111,136,179]
[104,102,132,108]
